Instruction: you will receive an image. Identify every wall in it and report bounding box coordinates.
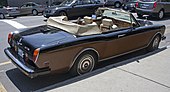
[7,0,63,7]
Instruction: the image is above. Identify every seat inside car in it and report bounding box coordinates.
[100,18,117,32]
[83,16,93,24]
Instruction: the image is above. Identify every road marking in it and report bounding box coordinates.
[167,45,170,48]
[0,61,11,66]
[0,20,27,29]
[0,82,7,92]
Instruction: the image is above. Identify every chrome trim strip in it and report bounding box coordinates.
[4,48,34,73]
[4,48,50,78]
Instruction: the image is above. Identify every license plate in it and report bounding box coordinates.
[18,48,24,58]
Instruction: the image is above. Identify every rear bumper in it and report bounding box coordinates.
[136,8,158,17]
[4,48,50,78]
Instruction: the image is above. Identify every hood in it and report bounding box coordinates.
[16,25,75,49]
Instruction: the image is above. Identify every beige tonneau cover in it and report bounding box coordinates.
[47,16,101,36]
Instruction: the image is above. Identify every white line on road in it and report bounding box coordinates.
[0,20,27,29]
[0,61,11,66]
[0,82,7,92]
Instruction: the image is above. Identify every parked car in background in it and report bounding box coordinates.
[5,7,166,78]
[50,1,63,6]
[136,0,170,19]
[17,2,46,16]
[43,0,104,18]
[122,0,138,12]
[0,6,20,19]
[105,0,126,8]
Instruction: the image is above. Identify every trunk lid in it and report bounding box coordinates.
[138,0,156,9]
[14,25,75,53]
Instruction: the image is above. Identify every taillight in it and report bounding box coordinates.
[8,32,13,43]
[33,48,40,63]
[135,2,139,8]
[153,2,157,8]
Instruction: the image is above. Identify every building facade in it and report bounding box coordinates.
[7,0,63,7]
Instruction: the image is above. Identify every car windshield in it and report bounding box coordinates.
[103,10,131,23]
[60,0,75,6]
[140,0,157,2]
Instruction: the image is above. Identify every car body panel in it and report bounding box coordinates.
[0,6,20,18]
[4,7,166,78]
[17,2,46,15]
[136,0,170,17]
[44,0,103,18]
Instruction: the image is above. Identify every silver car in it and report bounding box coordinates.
[136,0,170,19]
[0,6,20,19]
[18,2,46,15]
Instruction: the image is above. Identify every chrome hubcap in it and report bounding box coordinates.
[33,10,37,15]
[115,3,120,8]
[159,11,164,19]
[78,54,94,74]
[60,12,66,16]
[153,37,159,48]
[0,14,4,19]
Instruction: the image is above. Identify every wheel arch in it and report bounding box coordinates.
[69,48,100,71]
[147,32,162,47]
[59,10,67,15]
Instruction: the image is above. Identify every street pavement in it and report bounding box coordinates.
[0,15,170,92]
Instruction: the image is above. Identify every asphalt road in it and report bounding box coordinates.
[0,14,170,92]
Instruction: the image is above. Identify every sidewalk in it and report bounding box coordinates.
[40,48,170,92]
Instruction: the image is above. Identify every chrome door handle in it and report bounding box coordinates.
[118,34,126,38]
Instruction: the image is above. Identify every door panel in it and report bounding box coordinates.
[103,28,155,59]
[20,4,32,15]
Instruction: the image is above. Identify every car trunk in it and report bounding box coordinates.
[11,25,75,62]
[138,1,156,9]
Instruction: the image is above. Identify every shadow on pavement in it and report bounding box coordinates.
[6,47,167,92]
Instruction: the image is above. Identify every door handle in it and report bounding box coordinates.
[118,34,126,38]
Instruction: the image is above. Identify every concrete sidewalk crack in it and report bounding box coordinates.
[117,67,170,89]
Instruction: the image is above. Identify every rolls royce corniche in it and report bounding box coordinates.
[4,7,166,78]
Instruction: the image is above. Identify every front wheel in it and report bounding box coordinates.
[70,52,97,75]
[147,35,161,52]
[0,13,5,19]
[114,2,121,8]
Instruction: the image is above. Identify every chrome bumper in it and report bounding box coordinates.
[4,48,50,78]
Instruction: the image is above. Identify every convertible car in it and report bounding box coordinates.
[4,7,166,78]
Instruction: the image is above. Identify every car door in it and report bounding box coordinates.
[103,14,151,58]
[20,3,32,15]
[68,0,87,17]
[81,0,99,16]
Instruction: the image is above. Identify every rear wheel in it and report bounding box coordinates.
[114,2,121,8]
[147,35,161,51]
[32,9,38,15]
[0,13,5,19]
[70,51,97,75]
[157,10,164,20]
[59,11,67,16]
